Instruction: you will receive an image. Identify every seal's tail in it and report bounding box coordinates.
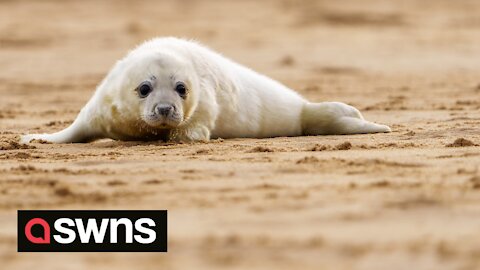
[301,102,391,135]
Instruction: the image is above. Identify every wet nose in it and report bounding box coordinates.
[155,104,174,117]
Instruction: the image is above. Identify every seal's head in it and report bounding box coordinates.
[114,50,199,131]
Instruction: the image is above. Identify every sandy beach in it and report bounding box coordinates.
[1,0,480,269]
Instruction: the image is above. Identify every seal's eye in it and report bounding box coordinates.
[137,82,152,98]
[175,82,187,98]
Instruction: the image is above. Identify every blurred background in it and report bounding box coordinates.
[1,0,480,116]
[1,1,480,270]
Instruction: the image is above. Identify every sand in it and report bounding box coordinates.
[1,0,480,269]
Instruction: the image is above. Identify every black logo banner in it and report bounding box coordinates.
[18,210,167,252]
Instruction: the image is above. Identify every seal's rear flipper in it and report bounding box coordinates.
[21,119,99,144]
[302,102,391,135]
[325,116,391,134]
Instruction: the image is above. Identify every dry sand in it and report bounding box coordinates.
[1,0,480,269]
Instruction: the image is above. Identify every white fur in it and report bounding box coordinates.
[21,37,390,144]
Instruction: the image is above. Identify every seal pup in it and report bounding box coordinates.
[21,37,390,143]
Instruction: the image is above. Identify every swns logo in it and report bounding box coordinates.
[18,210,167,252]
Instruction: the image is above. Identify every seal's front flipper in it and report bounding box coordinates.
[302,102,391,135]
[169,124,211,143]
[21,119,99,144]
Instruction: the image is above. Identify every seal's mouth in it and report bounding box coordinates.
[143,114,182,129]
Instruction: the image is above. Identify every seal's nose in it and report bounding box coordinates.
[155,104,174,117]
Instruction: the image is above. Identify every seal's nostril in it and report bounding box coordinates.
[155,105,173,117]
